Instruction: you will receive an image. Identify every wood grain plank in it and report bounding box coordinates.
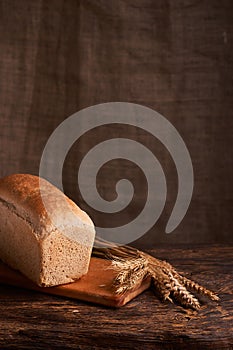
[0,257,151,307]
[0,245,232,349]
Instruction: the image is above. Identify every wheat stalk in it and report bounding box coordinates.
[92,237,219,310]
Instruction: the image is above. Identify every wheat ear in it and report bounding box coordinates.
[93,237,219,310]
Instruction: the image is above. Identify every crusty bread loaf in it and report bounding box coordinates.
[0,174,95,287]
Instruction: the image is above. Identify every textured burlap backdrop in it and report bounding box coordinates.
[0,0,232,246]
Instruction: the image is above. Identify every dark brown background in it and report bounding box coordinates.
[0,0,232,246]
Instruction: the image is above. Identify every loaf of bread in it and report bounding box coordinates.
[0,174,95,287]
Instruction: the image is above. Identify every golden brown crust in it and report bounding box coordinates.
[0,174,95,286]
[0,174,94,239]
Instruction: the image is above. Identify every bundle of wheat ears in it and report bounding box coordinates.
[93,238,219,310]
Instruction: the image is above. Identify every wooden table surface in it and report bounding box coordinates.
[0,245,232,350]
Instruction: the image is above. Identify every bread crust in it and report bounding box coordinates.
[0,174,95,286]
[0,174,93,237]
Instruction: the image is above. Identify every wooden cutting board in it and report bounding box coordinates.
[0,257,151,307]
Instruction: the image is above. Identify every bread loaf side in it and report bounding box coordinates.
[0,174,95,287]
